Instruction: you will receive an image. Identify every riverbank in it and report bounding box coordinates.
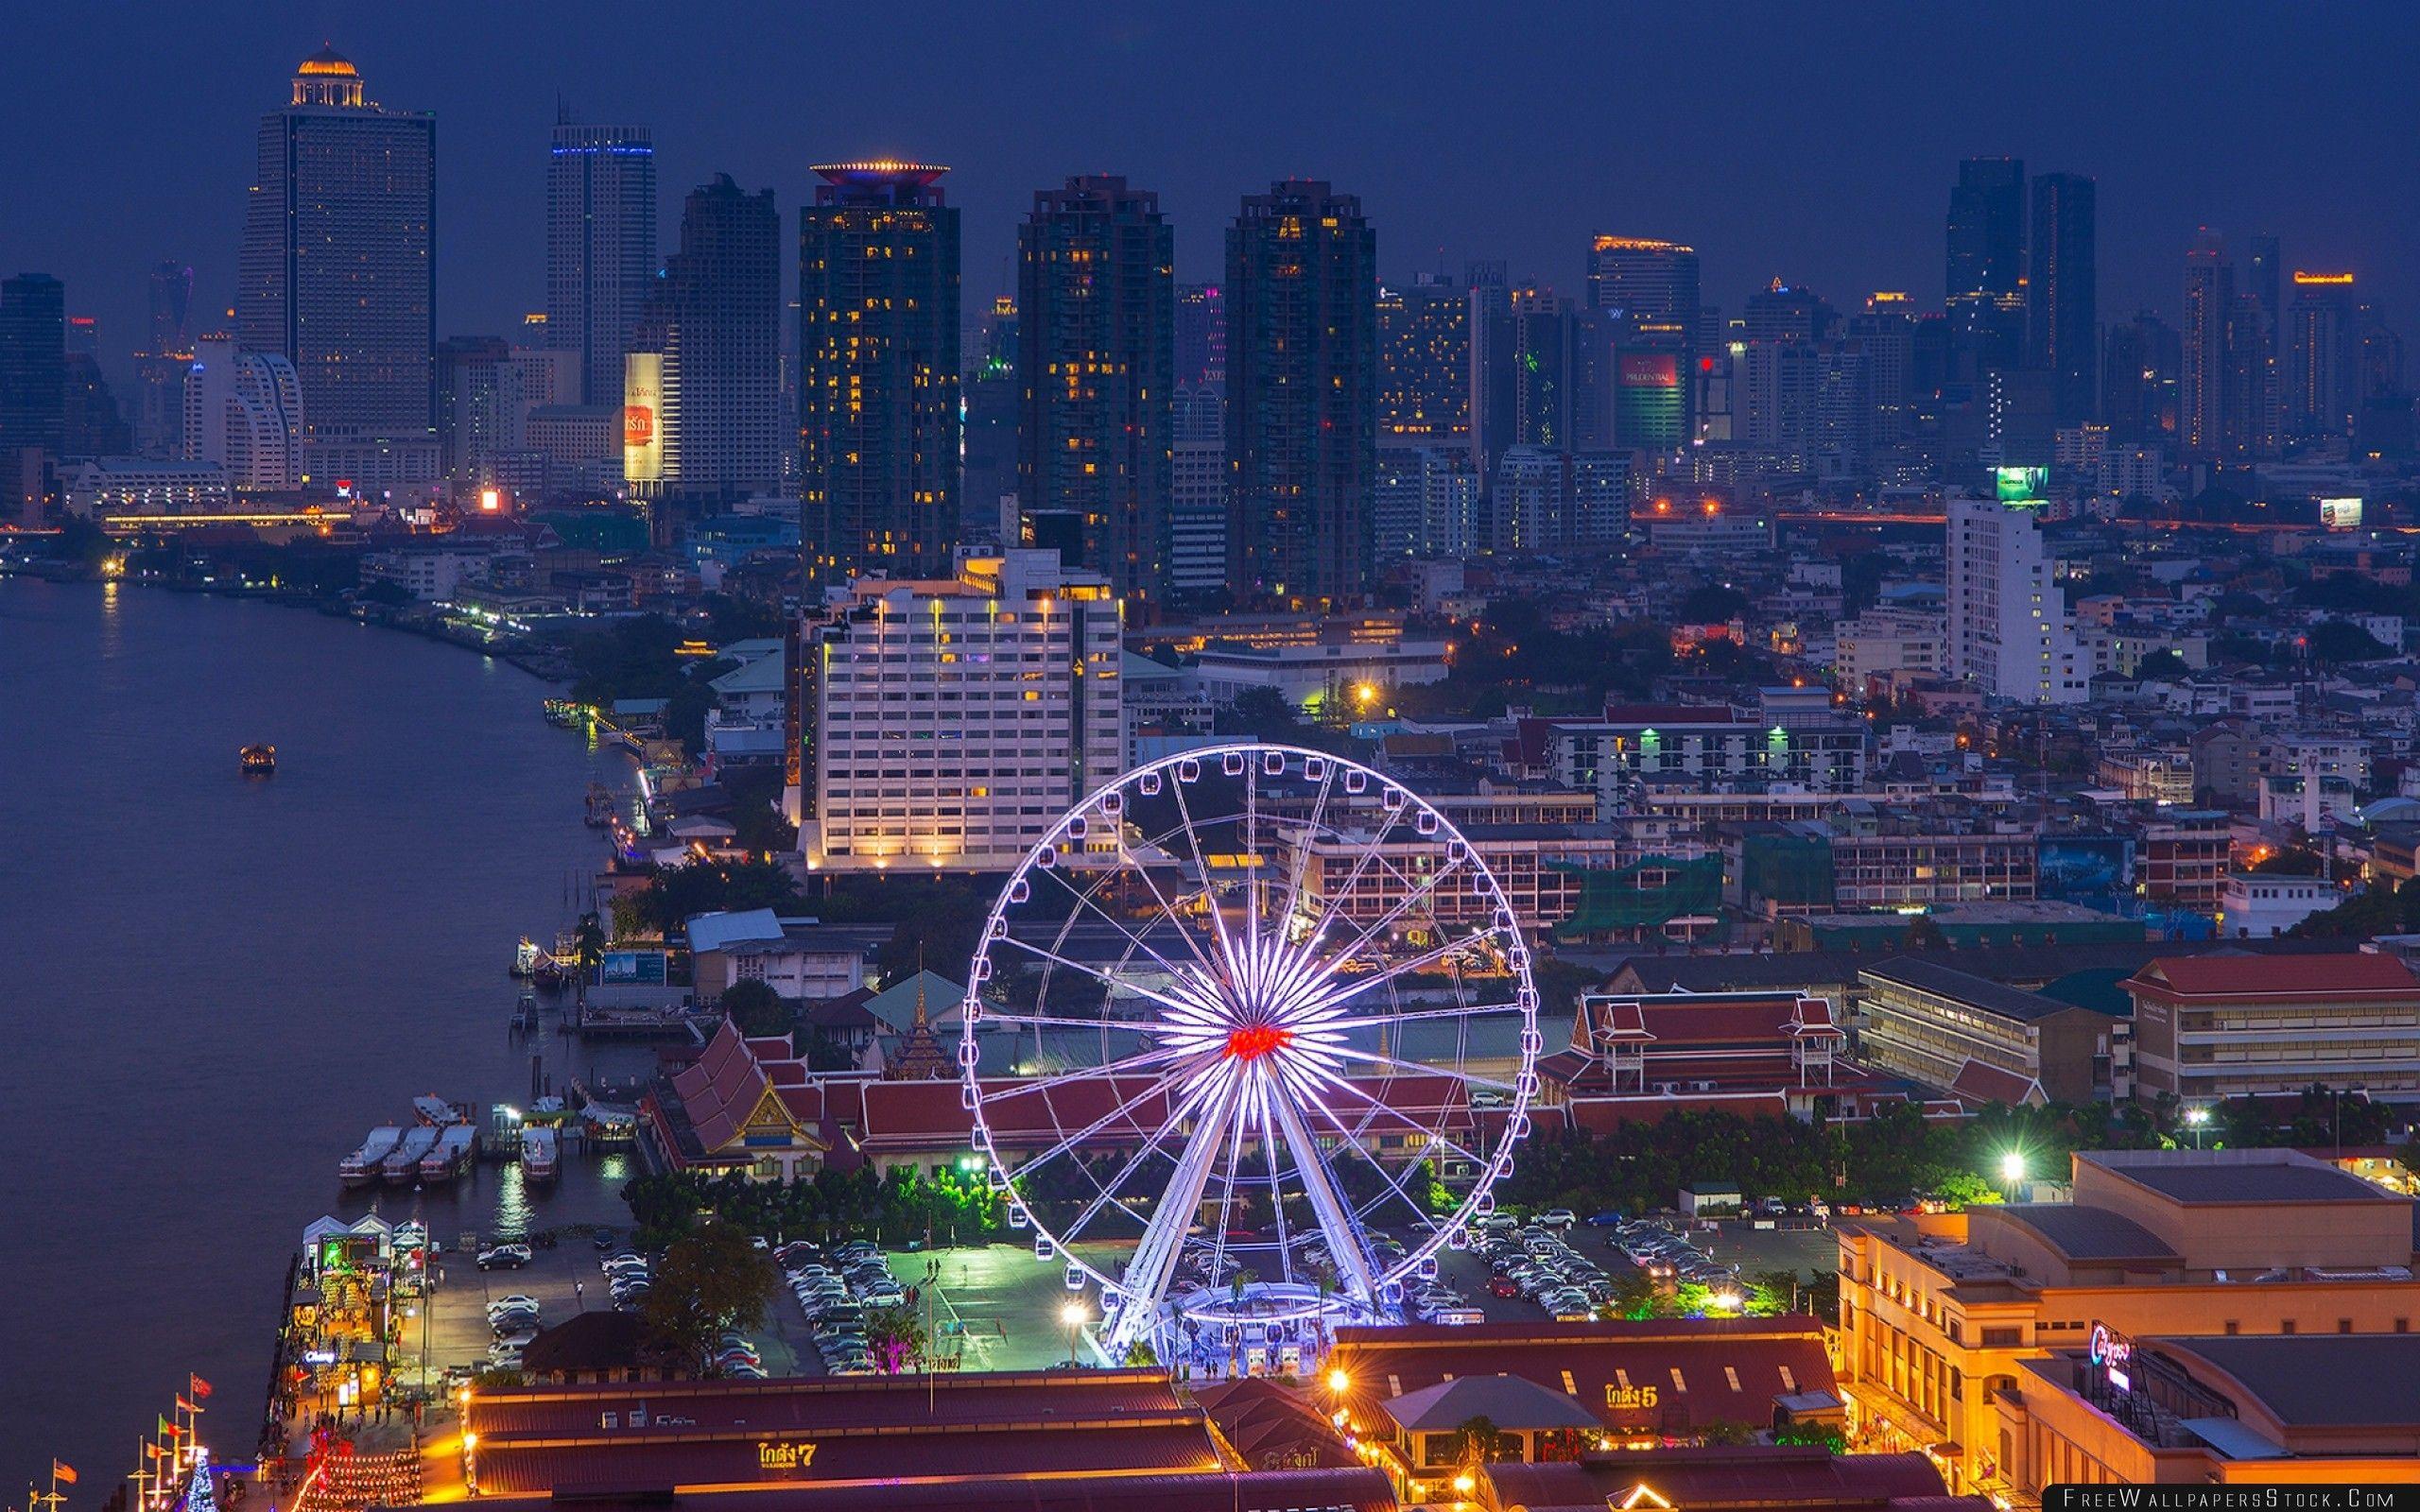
[0,578,657,1496]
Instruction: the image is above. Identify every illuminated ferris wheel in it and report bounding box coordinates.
[957,742,1542,1357]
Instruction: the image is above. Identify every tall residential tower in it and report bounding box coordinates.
[546,119,656,405]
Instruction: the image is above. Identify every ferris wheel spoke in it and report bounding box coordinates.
[1113,804,1229,985]
[1061,1064,1226,1245]
[1315,1040,1527,1094]
[1285,1059,1490,1169]
[995,934,1212,1023]
[1269,760,1338,948]
[1282,855,1473,999]
[1293,927,1514,1022]
[1287,1072,1443,1233]
[1267,1075,1379,1302]
[1106,1070,1238,1353]
[1321,1000,1530,1032]
[990,1048,1200,1177]
[978,1010,1168,1037]
[1167,761,1251,988]
[1029,857,1211,992]
[1202,1089,1253,1300]
[1288,798,1413,966]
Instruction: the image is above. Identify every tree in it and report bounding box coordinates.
[721,978,791,1038]
[2133,649,2189,681]
[2308,619,2394,664]
[1700,1420,1757,1447]
[864,1304,926,1376]
[572,910,608,1011]
[1452,1416,1506,1470]
[638,1223,778,1376]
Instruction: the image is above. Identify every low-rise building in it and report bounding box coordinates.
[683,909,880,1005]
[1837,1147,2420,1497]
[2123,953,2420,1101]
[1537,989,1910,1123]
[2219,870,2337,938]
[1857,958,2129,1107]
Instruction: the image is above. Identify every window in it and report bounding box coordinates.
[2340,1318,2354,1334]
[1669,1366,1688,1393]
[2223,1320,2239,1335]
[2281,1320,2297,1335]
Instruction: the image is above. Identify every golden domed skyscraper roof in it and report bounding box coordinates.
[291,43,366,107]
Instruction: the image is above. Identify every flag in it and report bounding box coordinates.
[188,1375,213,1401]
[159,1415,180,1437]
[146,1446,164,1460]
[174,1397,197,1415]
[52,1464,78,1486]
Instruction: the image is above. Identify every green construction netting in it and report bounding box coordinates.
[1547,853,1724,937]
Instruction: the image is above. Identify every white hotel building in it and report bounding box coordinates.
[1945,495,2088,705]
[799,551,1123,872]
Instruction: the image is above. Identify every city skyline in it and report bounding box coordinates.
[4,5,2414,386]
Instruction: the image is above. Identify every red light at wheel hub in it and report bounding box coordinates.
[1225,1024,1293,1062]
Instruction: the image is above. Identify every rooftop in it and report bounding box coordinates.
[1985,1204,2180,1263]
[2125,953,2420,999]
[2162,1333,2420,1429]
[1859,958,2083,1024]
[1379,1373,1601,1434]
[2083,1148,2404,1206]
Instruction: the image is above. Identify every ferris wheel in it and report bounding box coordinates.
[958,742,1542,1357]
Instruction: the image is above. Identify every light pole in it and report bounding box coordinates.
[2183,1105,2209,1150]
[1061,1299,1086,1369]
[1998,1151,2027,1203]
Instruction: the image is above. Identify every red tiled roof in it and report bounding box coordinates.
[469,1368,1186,1437]
[1949,1057,2045,1109]
[475,1425,1221,1497]
[1327,1318,1836,1436]
[458,1468,1398,1512]
[2127,954,2420,1000]
[1484,1448,1952,1512]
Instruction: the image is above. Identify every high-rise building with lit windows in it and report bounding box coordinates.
[1015,175,1173,602]
[1175,283,1224,387]
[2180,229,2234,461]
[238,46,437,485]
[2287,270,2360,439]
[546,120,655,405]
[632,174,782,502]
[1946,494,2087,705]
[1945,158,2026,375]
[798,162,961,582]
[798,550,1121,873]
[2026,172,2096,427]
[1587,236,1701,444]
[1376,275,1470,450]
[1225,180,1376,608]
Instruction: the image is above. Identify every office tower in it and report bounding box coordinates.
[1945,157,2027,372]
[629,174,782,506]
[1374,446,1478,558]
[238,46,437,483]
[546,119,656,404]
[962,299,1019,546]
[1472,287,1616,472]
[2101,312,2181,443]
[2287,271,2360,438]
[2180,229,2235,460]
[435,336,577,487]
[1225,179,1376,608]
[1376,275,1470,448]
[798,162,960,581]
[61,348,130,458]
[182,336,303,491]
[1742,283,1835,344]
[1175,283,1225,387]
[1168,382,1227,595]
[1737,338,1819,461]
[1015,175,1173,601]
[1845,295,1915,445]
[2223,293,2281,459]
[798,550,1121,871]
[2027,173,2096,427]
[1489,446,1630,555]
[1945,494,2087,705]
[0,273,66,461]
[133,260,195,455]
[1811,346,1873,474]
[1587,236,1701,440]
[2246,235,2283,352]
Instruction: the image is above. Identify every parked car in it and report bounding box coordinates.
[476,1245,532,1270]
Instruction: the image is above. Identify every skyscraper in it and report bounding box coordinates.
[1175,283,1225,387]
[2246,235,2283,354]
[133,260,195,456]
[2180,229,2235,461]
[0,273,65,524]
[1587,236,1702,441]
[2101,311,2181,443]
[1015,175,1174,602]
[183,336,303,491]
[798,162,961,582]
[1168,382,1228,595]
[631,174,783,502]
[546,119,656,405]
[2026,172,2097,427]
[1945,158,2026,373]
[2287,270,2360,439]
[1472,287,1616,476]
[1225,180,1376,609]
[238,46,437,484]
[1376,275,1470,448]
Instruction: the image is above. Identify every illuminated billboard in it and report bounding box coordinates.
[1995,465,2048,504]
[623,352,663,483]
[2321,496,2363,530]
[1616,351,1685,449]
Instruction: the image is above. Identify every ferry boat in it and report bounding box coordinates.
[413,1094,467,1126]
[239,743,276,775]
[419,1124,477,1184]
[520,1125,560,1182]
[381,1125,441,1184]
[339,1126,403,1188]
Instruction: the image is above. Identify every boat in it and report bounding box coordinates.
[583,782,617,827]
[520,1125,560,1182]
[413,1094,466,1125]
[419,1125,477,1184]
[339,1126,403,1188]
[239,744,276,775]
[381,1125,441,1184]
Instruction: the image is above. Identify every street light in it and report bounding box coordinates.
[1327,1367,1351,1397]
[1998,1151,2026,1201]
[1061,1299,1087,1368]
[2184,1106,2210,1149]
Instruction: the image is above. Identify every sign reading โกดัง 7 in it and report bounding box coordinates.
[756,1441,818,1471]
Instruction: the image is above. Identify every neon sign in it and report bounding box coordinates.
[756,1441,818,1470]
[2087,1321,2134,1393]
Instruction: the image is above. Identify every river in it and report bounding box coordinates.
[0,579,655,1486]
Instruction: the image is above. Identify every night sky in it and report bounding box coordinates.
[6,2,2416,381]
